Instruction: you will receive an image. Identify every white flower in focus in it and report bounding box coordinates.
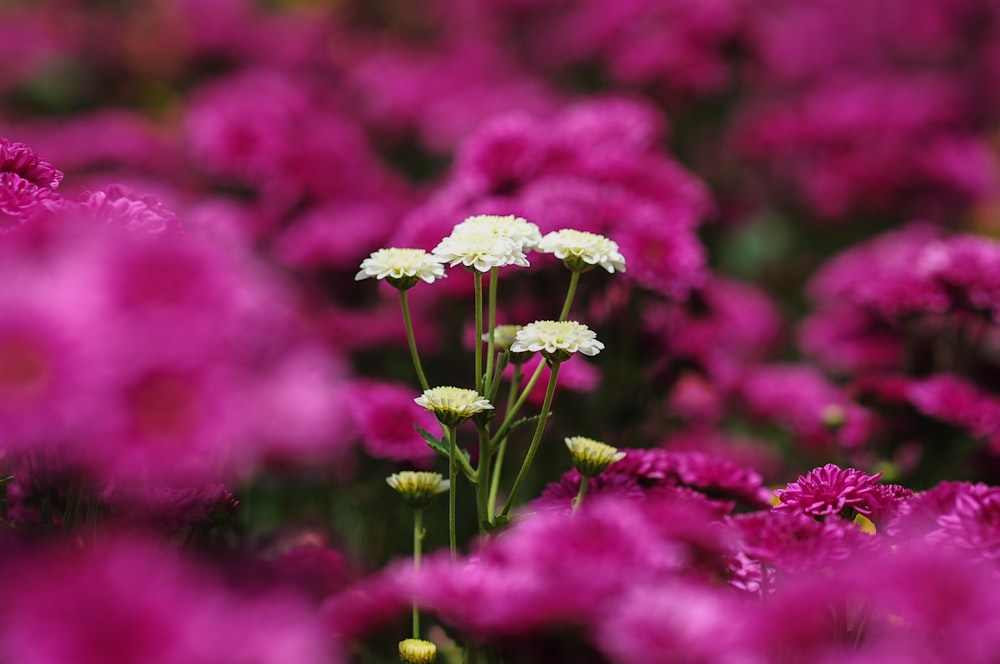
[565,436,626,477]
[511,320,604,362]
[415,386,495,426]
[433,224,530,272]
[455,214,542,251]
[386,471,450,508]
[355,248,446,289]
[538,229,626,273]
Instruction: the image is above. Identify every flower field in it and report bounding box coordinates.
[2,1,1000,662]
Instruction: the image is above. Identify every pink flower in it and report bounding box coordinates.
[344,379,439,464]
[0,537,342,664]
[907,374,1000,451]
[775,463,884,518]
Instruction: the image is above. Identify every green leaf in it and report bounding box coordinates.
[415,425,476,481]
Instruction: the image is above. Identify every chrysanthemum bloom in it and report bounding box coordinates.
[432,224,530,272]
[565,436,626,477]
[538,229,626,274]
[453,214,541,251]
[345,380,438,464]
[774,463,883,519]
[483,324,522,351]
[398,638,437,663]
[387,471,450,509]
[355,248,446,290]
[511,320,604,363]
[414,386,494,426]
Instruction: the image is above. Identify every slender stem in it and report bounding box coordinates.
[63,473,84,534]
[399,290,429,391]
[572,476,590,514]
[558,270,581,321]
[488,365,522,520]
[447,425,459,560]
[500,363,561,518]
[474,271,484,394]
[476,426,491,533]
[488,359,546,449]
[484,267,499,389]
[412,507,424,638]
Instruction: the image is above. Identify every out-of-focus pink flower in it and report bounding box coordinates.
[907,374,1000,452]
[77,184,183,236]
[537,447,771,512]
[398,496,733,637]
[0,537,342,664]
[344,379,439,464]
[184,69,406,210]
[740,364,877,451]
[730,509,876,576]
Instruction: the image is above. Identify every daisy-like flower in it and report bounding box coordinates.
[386,471,450,509]
[511,320,604,363]
[538,229,626,274]
[414,386,494,426]
[432,224,530,273]
[483,324,522,351]
[453,214,542,251]
[565,436,626,477]
[774,463,883,519]
[398,638,437,664]
[355,248,446,290]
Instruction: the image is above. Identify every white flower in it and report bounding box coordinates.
[511,320,604,361]
[386,471,450,508]
[355,248,446,289]
[538,229,626,273]
[454,214,542,251]
[433,223,531,272]
[415,386,494,426]
[564,436,626,477]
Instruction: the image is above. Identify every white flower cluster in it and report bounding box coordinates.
[511,320,605,360]
[432,214,540,272]
[538,229,626,274]
[415,386,495,426]
[355,248,446,288]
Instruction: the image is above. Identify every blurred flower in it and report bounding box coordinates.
[346,380,438,464]
[0,537,341,664]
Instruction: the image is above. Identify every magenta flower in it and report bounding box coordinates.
[0,537,341,664]
[740,363,877,451]
[344,379,439,464]
[775,463,884,518]
[930,483,1000,567]
[907,374,1000,452]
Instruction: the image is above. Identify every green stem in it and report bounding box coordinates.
[558,270,581,321]
[488,359,546,449]
[484,267,499,390]
[488,365,522,520]
[572,476,589,514]
[399,290,429,391]
[447,425,459,560]
[412,507,424,638]
[476,426,491,533]
[63,473,84,534]
[474,271,484,394]
[500,363,561,518]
